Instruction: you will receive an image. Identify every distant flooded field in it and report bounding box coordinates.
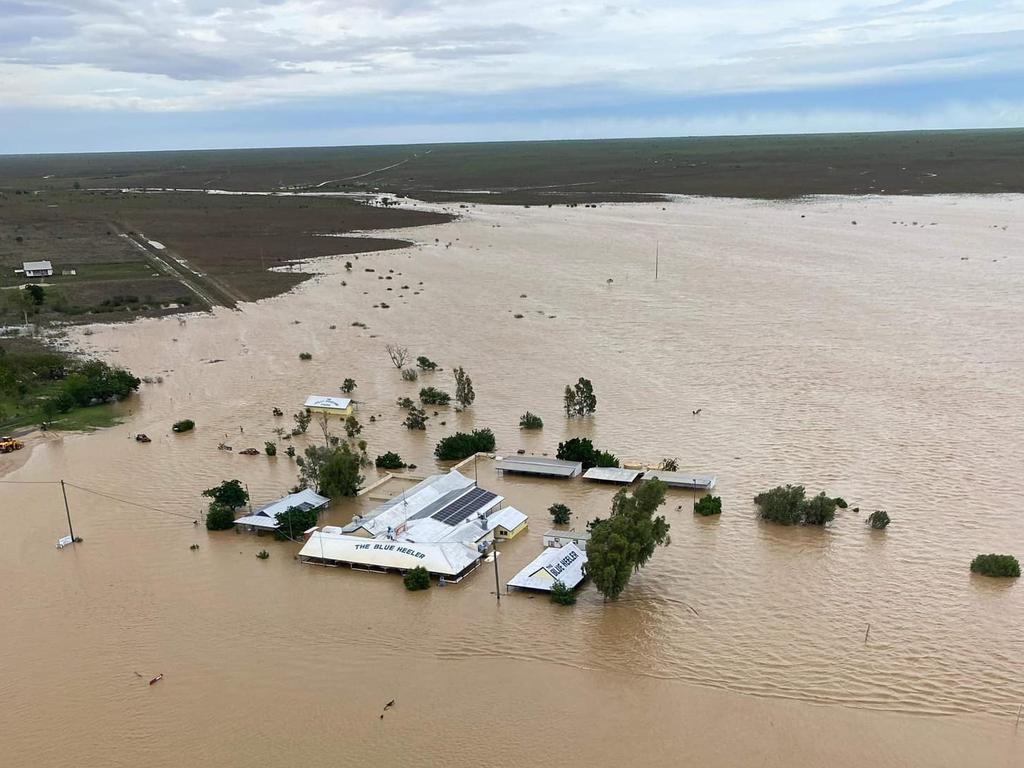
[2,195,1023,767]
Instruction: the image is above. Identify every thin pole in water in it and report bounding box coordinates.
[1016,703,1022,729]
[655,241,659,280]
[60,479,75,541]
[864,623,871,645]
[493,542,501,603]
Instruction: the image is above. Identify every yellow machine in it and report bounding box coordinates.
[0,436,25,454]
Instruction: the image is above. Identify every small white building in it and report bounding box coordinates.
[304,395,353,417]
[642,470,716,490]
[507,543,588,593]
[543,529,591,551]
[582,467,642,484]
[18,261,54,278]
[494,455,583,478]
[234,488,330,533]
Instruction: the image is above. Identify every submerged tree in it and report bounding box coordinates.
[419,386,451,405]
[296,442,364,497]
[416,356,438,371]
[293,409,311,434]
[404,566,431,591]
[275,504,321,541]
[340,378,357,394]
[453,366,475,408]
[586,479,670,600]
[344,414,362,440]
[563,377,597,417]
[867,510,891,529]
[550,580,577,605]
[202,479,249,510]
[385,343,410,369]
[549,503,571,525]
[519,411,543,429]
[403,406,428,430]
[556,437,618,471]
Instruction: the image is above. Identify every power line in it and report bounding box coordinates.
[0,479,60,485]
[63,482,197,521]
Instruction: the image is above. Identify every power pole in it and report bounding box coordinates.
[493,541,501,602]
[655,241,659,280]
[60,480,76,541]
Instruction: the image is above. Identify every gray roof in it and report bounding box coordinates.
[495,455,582,478]
[583,467,642,483]
[642,470,716,489]
[543,529,591,542]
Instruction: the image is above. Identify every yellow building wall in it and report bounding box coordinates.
[497,521,528,540]
[307,405,354,418]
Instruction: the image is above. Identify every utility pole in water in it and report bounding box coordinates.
[655,241,659,280]
[60,480,76,541]
[493,542,501,602]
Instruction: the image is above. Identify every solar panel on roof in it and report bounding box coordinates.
[433,487,497,526]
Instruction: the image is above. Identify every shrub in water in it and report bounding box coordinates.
[694,495,722,516]
[550,580,577,605]
[264,441,277,456]
[172,419,195,433]
[834,497,849,509]
[867,510,890,529]
[403,566,431,590]
[205,502,235,531]
[375,451,407,470]
[434,429,496,461]
[519,411,543,429]
[299,352,312,360]
[401,368,418,382]
[416,356,438,371]
[549,503,571,525]
[419,386,451,406]
[970,554,1020,578]
[256,550,269,560]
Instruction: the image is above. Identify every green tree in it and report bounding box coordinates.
[396,396,415,410]
[661,457,679,472]
[564,377,596,417]
[264,441,277,456]
[203,479,249,509]
[24,284,45,306]
[375,452,407,470]
[587,480,670,600]
[549,503,571,525]
[800,492,836,526]
[419,386,450,405]
[293,409,311,433]
[453,366,475,408]
[340,378,356,394]
[416,356,438,371]
[434,429,496,461]
[297,443,364,497]
[550,580,577,605]
[754,485,806,526]
[344,414,362,439]
[275,504,320,540]
[555,437,617,471]
[403,406,428,430]
[970,554,1020,577]
[519,411,543,429]
[403,566,431,590]
[402,367,418,381]
[694,495,722,516]
[867,510,890,529]
[205,502,236,530]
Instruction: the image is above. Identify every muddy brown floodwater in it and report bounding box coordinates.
[2,195,1023,768]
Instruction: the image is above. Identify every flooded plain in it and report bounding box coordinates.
[2,195,1023,767]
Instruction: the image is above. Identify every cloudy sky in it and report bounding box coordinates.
[2,0,1023,153]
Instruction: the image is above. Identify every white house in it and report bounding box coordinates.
[18,261,54,278]
[234,488,330,533]
[304,395,353,417]
[507,543,588,593]
[542,529,591,551]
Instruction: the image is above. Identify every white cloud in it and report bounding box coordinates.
[0,0,1022,111]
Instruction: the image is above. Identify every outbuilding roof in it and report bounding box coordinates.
[642,470,716,489]
[304,395,352,410]
[344,470,478,537]
[495,455,583,478]
[507,543,587,592]
[234,488,329,530]
[487,506,528,531]
[22,260,53,272]
[583,467,642,483]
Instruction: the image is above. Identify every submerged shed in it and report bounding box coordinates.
[507,543,587,593]
[234,488,330,532]
[582,466,642,484]
[494,455,583,479]
[642,470,716,490]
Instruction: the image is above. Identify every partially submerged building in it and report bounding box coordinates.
[642,470,716,490]
[582,466,642,484]
[494,455,583,479]
[507,543,587,593]
[542,529,591,551]
[304,395,353,418]
[298,470,529,581]
[234,488,330,533]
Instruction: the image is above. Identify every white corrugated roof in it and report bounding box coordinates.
[344,471,476,537]
[233,514,280,530]
[299,531,481,576]
[507,544,587,592]
[487,506,528,531]
[642,470,716,489]
[495,456,582,477]
[304,395,352,410]
[22,260,53,271]
[583,467,642,483]
[234,489,329,529]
